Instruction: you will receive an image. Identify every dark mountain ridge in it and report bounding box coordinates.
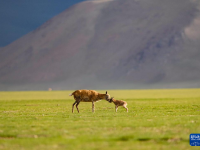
[0,0,200,90]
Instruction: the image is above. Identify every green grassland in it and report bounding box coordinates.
[0,89,200,150]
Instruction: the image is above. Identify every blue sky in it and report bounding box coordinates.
[0,0,86,47]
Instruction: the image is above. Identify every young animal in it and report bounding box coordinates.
[108,97,128,112]
[69,89,110,113]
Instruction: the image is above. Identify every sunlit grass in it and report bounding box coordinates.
[0,89,200,150]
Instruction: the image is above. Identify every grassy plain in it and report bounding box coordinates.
[0,89,200,150]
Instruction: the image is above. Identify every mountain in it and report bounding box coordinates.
[0,0,200,91]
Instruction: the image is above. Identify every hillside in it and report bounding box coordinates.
[0,0,200,90]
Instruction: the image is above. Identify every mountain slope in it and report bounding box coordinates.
[0,0,200,90]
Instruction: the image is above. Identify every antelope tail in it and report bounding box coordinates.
[69,91,75,96]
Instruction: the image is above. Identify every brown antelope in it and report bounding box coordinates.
[108,97,128,112]
[69,90,110,113]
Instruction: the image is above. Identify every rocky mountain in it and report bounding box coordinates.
[0,0,200,90]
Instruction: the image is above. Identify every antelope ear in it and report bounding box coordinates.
[106,91,107,94]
